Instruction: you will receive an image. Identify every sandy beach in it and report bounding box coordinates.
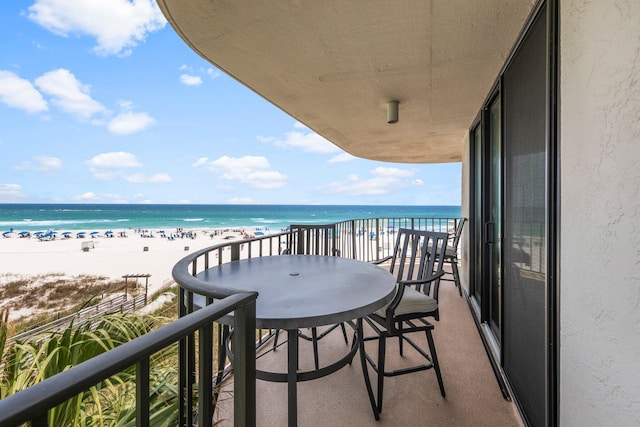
[0,227,281,321]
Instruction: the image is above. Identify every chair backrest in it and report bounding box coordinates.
[287,224,340,256]
[388,228,449,301]
[449,217,467,250]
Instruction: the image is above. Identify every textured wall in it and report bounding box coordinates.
[560,1,640,425]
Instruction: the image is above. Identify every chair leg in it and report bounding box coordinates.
[311,327,320,370]
[398,322,404,356]
[358,319,380,420]
[340,322,348,344]
[425,329,445,397]
[377,334,386,414]
[272,329,280,350]
[451,258,462,296]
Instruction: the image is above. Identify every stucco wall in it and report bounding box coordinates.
[560,1,640,425]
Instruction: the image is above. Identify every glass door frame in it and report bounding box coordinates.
[466,1,558,424]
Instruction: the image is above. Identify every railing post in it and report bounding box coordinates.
[198,320,214,427]
[178,288,196,427]
[231,242,240,261]
[136,357,150,427]
[233,297,257,427]
[178,287,187,427]
[351,220,358,259]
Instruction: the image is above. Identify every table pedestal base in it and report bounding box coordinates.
[225,319,380,427]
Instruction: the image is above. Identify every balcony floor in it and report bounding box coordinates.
[214,270,523,427]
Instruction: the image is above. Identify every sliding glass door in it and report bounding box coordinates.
[468,3,556,426]
[502,6,547,426]
[487,96,502,341]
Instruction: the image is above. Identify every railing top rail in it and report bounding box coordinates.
[172,231,288,298]
[0,292,257,427]
[172,217,461,297]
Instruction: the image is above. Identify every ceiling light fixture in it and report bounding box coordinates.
[387,100,399,124]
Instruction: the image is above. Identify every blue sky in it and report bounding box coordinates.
[0,0,461,206]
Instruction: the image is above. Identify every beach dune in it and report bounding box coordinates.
[0,228,273,317]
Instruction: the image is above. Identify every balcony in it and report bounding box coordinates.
[211,266,522,426]
[0,217,522,426]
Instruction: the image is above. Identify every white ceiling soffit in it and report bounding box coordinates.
[157,1,537,164]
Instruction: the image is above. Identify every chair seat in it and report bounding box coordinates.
[445,246,457,258]
[375,286,438,318]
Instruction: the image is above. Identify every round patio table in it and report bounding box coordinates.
[195,254,396,427]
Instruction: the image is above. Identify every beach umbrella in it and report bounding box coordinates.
[255,231,264,236]
[77,231,86,238]
[62,231,71,236]
[2,231,12,237]
[39,231,55,240]
[18,231,30,237]
[90,231,99,236]
[34,231,44,236]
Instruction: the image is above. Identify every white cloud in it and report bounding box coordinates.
[28,0,166,57]
[36,156,62,170]
[256,135,275,143]
[0,184,27,201]
[87,152,142,168]
[35,69,106,119]
[72,192,127,203]
[277,130,339,153]
[328,153,355,163]
[107,111,155,135]
[179,74,203,86]
[0,71,48,113]
[207,68,221,79]
[73,191,100,201]
[124,173,172,183]
[14,156,62,172]
[192,157,209,167]
[261,122,341,154]
[243,170,288,189]
[2,70,152,135]
[226,197,257,204]
[178,65,221,86]
[325,168,422,196]
[101,193,128,202]
[209,155,271,178]
[86,152,168,184]
[371,167,417,178]
[86,151,142,180]
[197,155,287,189]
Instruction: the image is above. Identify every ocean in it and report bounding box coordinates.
[0,204,461,234]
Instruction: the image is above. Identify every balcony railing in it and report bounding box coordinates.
[0,292,258,427]
[173,216,461,425]
[0,216,459,427]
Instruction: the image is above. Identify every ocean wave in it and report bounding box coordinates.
[182,218,204,222]
[58,209,104,212]
[251,217,285,224]
[0,219,130,227]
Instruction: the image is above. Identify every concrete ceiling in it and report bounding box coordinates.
[157,1,537,164]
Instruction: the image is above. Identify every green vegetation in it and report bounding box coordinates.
[0,275,187,426]
[0,278,232,426]
[0,308,181,426]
